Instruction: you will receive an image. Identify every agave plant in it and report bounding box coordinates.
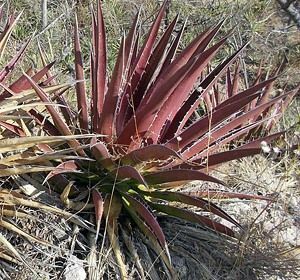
[0,0,298,278]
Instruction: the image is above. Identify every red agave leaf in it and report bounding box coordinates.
[124,10,140,75]
[0,37,31,83]
[144,169,223,185]
[181,93,289,160]
[239,131,285,149]
[116,0,168,132]
[74,14,88,132]
[99,36,125,140]
[175,131,285,170]
[44,160,81,182]
[93,190,104,224]
[166,89,263,151]
[28,110,60,136]
[159,19,186,71]
[148,21,222,95]
[114,165,148,186]
[120,144,180,166]
[24,74,85,155]
[127,15,179,114]
[162,44,247,139]
[91,1,107,132]
[117,10,216,143]
[117,45,211,146]
[121,192,168,253]
[0,121,25,136]
[9,61,56,94]
[90,138,114,169]
[197,148,263,169]
[227,61,240,98]
[121,193,172,269]
[144,37,228,143]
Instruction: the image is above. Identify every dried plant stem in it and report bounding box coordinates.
[41,0,47,28]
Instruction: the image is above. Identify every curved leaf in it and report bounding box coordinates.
[122,192,169,259]
[140,190,241,228]
[149,202,234,236]
[44,160,81,182]
[121,144,180,166]
[113,165,148,186]
[144,169,223,185]
[121,193,173,273]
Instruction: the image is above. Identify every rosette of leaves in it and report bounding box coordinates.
[1,1,298,278]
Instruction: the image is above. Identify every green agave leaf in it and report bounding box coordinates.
[121,192,174,274]
[149,202,235,236]
[139,190,241,229]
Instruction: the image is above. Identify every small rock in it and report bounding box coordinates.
[63,255,86,280]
